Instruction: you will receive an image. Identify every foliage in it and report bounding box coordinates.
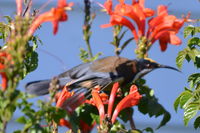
[175,24,200,129]
[0,0,195,133]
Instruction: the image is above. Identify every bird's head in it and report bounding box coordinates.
[133,58,180,81]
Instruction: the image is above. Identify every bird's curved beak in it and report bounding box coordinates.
[158,64,181,72]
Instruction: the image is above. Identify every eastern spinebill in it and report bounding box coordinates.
[25,56,180,96]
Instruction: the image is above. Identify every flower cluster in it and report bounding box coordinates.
[55,83,142,131]
[88,82,142,124]
[55,86,95,132]
[101,0,188,52]
[26,0,73,36]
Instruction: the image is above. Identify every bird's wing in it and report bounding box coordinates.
[58,62,92,79]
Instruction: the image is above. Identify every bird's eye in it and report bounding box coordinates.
[146,63,150,67]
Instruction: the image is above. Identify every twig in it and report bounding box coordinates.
[83,0,93,58]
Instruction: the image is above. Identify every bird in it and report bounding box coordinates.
[25,56,180,96]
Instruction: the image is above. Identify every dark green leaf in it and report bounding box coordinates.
[142,127,154,133]
[118,108,133,123]
[194,116,200,129]
[194,56,200,68]
[188,37,200,48]
[188,73,200,88]
[157,112,171,129]
[120,37,134,51]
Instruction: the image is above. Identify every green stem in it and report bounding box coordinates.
[83,0,93,58]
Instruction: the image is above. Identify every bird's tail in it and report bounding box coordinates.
[25,80,51,96]
[25,77,72,96]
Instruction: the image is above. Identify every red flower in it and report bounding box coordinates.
[0,52,12,91]
[56,87,74,108]
[88,82,142,124]
[16,0,22,16]
[111,85,142,123]
[59,118,71,128]
[147,5,188,51]
[56,86,86,113]
[101,1,187,52]
[91,90,105,125]
[28,0,73,36]
[101,0,154,41]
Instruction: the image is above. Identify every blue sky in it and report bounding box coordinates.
[0,0,200,132]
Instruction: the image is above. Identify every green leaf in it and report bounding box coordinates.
[174,94,181,112]
[142,127,154,133]
[157,112,171,129]
[194,116,200,129]
[188,73,200,88]
[120,37,134,51]
[118,108,133,123]
[176,49,187,69]
[4,16,12,23]
[187,48,200,62]
[184,26,195,38]
[184,102,199,126]
[16,116,27,124]
[194,55,200,68]
[188,37,200,48]
[179,90,193,108]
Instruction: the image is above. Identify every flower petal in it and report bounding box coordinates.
[111,85,142,123]
[107,82,119,118]
[169,33,182,45]
[92,90,105,125]
[16,0,22,16]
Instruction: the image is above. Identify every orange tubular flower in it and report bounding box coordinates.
[91,90,105,125]
[28,0,73,36]
[89,82,142,125]
[107,82,119,118]
[0,52,12,91]
[111,85,142,123]
[101,0,139,41]
[101,0,154,41]
[101,1,187,52]
[56,87,74,108]
[147,5,188,51]
[16,0,22,16]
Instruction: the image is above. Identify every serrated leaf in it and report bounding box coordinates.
[184,102,199,126]
[176,50,187,69]
[188,73,200,88]
[187,48,200,65]
[184,26,195,38]
[188,37,200,48]
[194,116,200,129]
[180,91,193,108]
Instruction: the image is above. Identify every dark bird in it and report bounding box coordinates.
[26,56,180,96]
